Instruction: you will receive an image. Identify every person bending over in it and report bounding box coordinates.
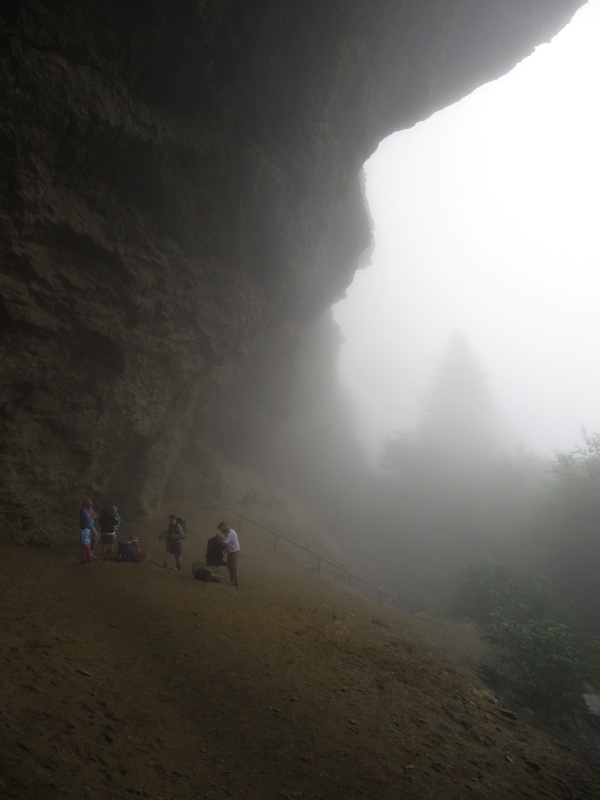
[217,522,240,587]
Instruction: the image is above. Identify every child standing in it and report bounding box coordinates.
[80,525,93,564]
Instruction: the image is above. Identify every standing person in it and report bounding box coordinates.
[98,505,119,560]
[111,505,121,534]
[80,525,93,564]
[159,514,185,573]
[217,522,240,587]
[79,499,98,559]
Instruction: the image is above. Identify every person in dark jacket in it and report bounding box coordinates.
[205,534,227,567]
[98,505,119,560]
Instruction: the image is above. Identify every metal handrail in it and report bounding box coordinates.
[234,512,394,607]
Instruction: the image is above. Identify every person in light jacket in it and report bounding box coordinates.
[217,521,240,587]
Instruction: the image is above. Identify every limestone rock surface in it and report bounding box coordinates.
[0,0,583,541]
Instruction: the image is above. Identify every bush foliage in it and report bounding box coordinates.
[488,610,600,725]
[451,562,552,624]
[452,562,600,725]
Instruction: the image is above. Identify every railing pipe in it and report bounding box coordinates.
[235,512,393,605]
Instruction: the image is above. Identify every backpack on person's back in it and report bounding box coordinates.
[168,517,187,542]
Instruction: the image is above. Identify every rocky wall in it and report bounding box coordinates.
[0,0,583,541]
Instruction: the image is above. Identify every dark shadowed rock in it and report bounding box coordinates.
[0,0,584,541]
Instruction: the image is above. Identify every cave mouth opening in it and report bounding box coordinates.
[333,0,600,468]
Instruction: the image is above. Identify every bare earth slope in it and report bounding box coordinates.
[0,530,597,799]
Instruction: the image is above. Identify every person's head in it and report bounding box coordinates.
[129,536,139,544]
[217,522,230,534]
[84,499,93,509]
[169,514,177,524]
[111,505,118,514]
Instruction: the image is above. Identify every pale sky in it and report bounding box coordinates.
[333,0,600,465]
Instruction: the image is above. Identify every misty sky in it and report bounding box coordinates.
[333,0,600,466]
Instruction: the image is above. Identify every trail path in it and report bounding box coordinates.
[0,526,597,799]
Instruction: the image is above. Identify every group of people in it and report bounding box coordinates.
[159,515,241,586]
[79,500,241,585]
[79,500,145,563]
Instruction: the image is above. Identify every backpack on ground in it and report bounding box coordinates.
[192,562,222,582]
[193,566,212,581]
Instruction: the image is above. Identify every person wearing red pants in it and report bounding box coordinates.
[80,526,93,564]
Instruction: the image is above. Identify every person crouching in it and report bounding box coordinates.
[125,536,145,563]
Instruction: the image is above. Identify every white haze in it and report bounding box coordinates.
[333,0,600,466]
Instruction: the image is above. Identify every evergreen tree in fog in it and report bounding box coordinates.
[382,331,497,489]
[379,332,506,612]
[417,330,496,467]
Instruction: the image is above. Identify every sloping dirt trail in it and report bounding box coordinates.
[0,528,597,799]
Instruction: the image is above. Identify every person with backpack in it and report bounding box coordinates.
[159,514,186,573]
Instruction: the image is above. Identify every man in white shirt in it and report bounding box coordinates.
[217,522,240,587]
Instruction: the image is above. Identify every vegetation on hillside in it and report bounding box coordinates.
[452,562,600,725]
[374,335,600,727]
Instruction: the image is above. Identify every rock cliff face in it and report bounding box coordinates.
[0,1,583,542]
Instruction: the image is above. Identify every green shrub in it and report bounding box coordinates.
[486,609,600,725]
[450,563,600,726]
[450,562,552,624]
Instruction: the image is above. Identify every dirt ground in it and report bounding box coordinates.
[0,509,598,800]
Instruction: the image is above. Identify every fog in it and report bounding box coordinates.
[333,0,600,467]
[279,1,600,629]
